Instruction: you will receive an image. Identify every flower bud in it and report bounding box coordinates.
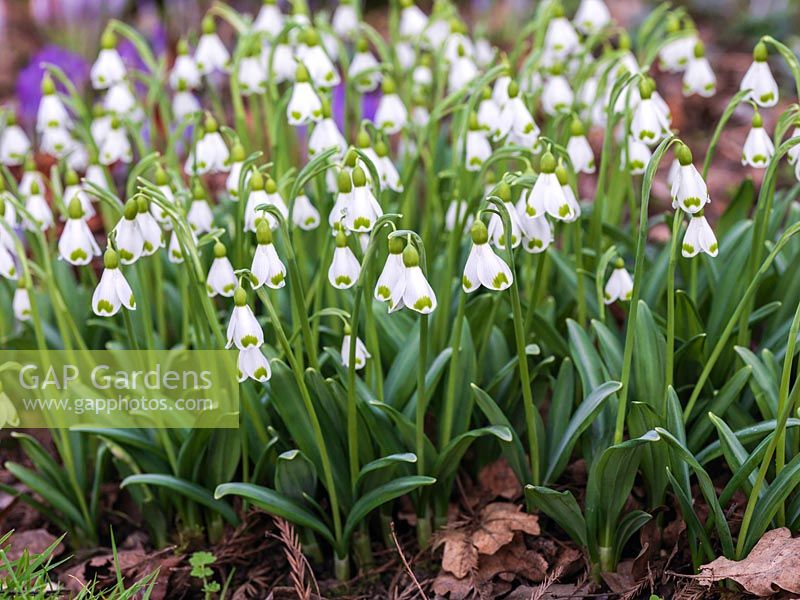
[214,241,227,258]
[234,286,247,306]
[337,169,353,193]
[123,199,138,220]
[68,197,84,220]
[352,166,367,187]
[402,243,419,267]
[256,219,272,244]
[104,248,120,269]
[470,219,489,244]
[250,169,264,190]
[540,151,556,174]
[388,236,404,254]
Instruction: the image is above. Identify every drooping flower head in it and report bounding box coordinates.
[92,248,136,316]
[741,108,774,169]
[252,219,287,290]
[207,241,237,297]
[462,219,513,293]
[58,197,100,266]
[604,258,633,304]
[740,41,779,108]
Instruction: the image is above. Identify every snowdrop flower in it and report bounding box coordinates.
[170,39,200,89]
[443,20,474,63]
[375,77,408,135]
[492,72,512,109]
[36,75,71,133]
[788,126,800,166]
[466,114,492,172]
[342,327,370,369]
[151,166,175,225]
[396,41,416,70]
[173,82,202,122]
[0,113,30,166]
[58,198,100,266]
[19,158,45,197]
[301,29,340,88]
[195,16,230,75]
[477,87,501,136]
[292,193,320,230]
[113,200,144,264]
[344,166,383,232]
[541,64,574,116]
[556,165,581,222]
[0,241,16,279]
[238,50,268,96]
[741,110,774,168]
[375,140,403,192]
[267,42,295,84]
[91,31,127,89]
[92,249,136,316]
[527,153,573,221]
[683,41,716,98]
[0,387,19,428]
[487,195,522,250]
[399,0,427,39]
[40,126,74,158]
[413,54,433,88]
[475,37,494,67]
[411,96,430,128]
[134,196,164,256]
[329,229,361,289]
[333,0,359,38]
[0,191,17,250]
[349,38,382,93]
[497,81,539,146]
[188,114,230,174]
[207,242,237,297]
[287,64,323,126]
[253,0,284,37]
[682,211,718,258]
[226,286,264,349]
[308,100,346,158]
[374,236,405,305]
[103,81,140,119]
[390,242,436,314]
[84,162,109,199]
[671,144,709,214]
[659,17,696,72]
[604,259,633,304]
[543,5,579,59]
[251,220,287,289]
[225,143,248,201]
[573,0,611,34]
[238,346,272,383]
[14,284,32,322]
[246,172,288,231]
[65,142,88,172]
[626,138,652,175]
[448,46,478,93]
[99,117,132,165]
[567,119,595,174]
[187,183,214,234]
[62,172,93,219]
[518,209,553,254]
[23,181,53,232]
[445,200,473,233]
[168,230,190,263]
[631,80,670,146]
[462,220,513,293]
[740,42,779,108]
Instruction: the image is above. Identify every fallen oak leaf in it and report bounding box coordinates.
[471,502,540,555]
[698,528,800,596]
[439,529,479,579]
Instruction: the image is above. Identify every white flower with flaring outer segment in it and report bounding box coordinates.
[292,194,320,230]
[389,242,436,314]
[195,17,230,75]
[329,229,361,289]
[226,287,264,350]
[207,242,237,298]
[740,42,779,108]
[90,32,127,89]
[497,82,539,146]
[23,182,54,232]
[374,237,405,306]
[462,220,513,293]
[287,64,323,126]
[671,144,709,215]
[631,81,669,146]
[683,42,716,98]
[0,243,16,280]
[99,119,132,165]
[238,346,272,383]
[58,198,100,266]
[682,211,718,258]
[135,199,164,255]
[13,285,31,321]
[0,115,30,166]
[604,260,633,304]
[375,78,407,134]
[251,221,287,290]
[742,110,773,169]
[112,201,144,264]
[92,249,136,316]
[349,40,382,93]
[342,330,370,370]
[399,0,427,38]
[169,40,200,90]
[573,0,610,34]
[566,119,595,174]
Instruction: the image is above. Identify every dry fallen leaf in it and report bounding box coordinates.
[440,529,479,579]
[471,502,540,555]
[477,458,522,500]
[698,528,800,596]
[1,529,63,562]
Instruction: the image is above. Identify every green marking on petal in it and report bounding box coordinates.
[270,272,285,286]
[335,275,352,286]
[558,204,570,217]
[353,216,372,229]
[709,243,718,253]
[491,272,509,288]
[760,92,775,103]
[97,299,115,314]
[223,283,235,293]
[119,249,134,261]
[682,243,694,254]
[469,157,483,166]
[684,197,700,207]
[254,367,268,380]
[143,241,153,252]
[631,160,644,170]
[377,285,391,299]
[291,111,302,120]
[241,334,259,347]
[604,292,611,300]
[639,130,655,141]
[413,296,432,311]
[623,291,632,300]
[462,275,473,289]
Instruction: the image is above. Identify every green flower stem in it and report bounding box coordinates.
[179,268,190,347]
[416,313,431,547]
[683,221,800,421]
[153,254,168,345]
[524,251,547,336]
[489,199,541,484]
[256,286,343,550]
[664,210,683,405]
[736,297,800,556]
[440,291,466,447]
[614,136,676,444]
[347,288,364,493]
[122,307,140,351]
[737,136,800,348]
[572,220,587,327]
[135,262,156,350]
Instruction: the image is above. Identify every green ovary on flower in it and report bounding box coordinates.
[413,296,433,311]
[335,275,352,286]
[97,299,115,314]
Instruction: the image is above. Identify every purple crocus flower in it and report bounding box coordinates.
[15,45,89,127]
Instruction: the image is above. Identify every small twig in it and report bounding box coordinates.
[390,522,429,600]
